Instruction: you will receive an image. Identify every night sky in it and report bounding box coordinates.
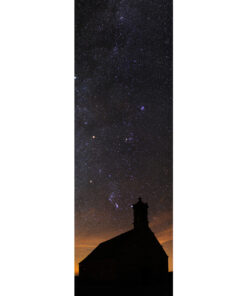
[75,0,173,274]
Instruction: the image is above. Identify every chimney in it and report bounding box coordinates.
[132,197,149,230]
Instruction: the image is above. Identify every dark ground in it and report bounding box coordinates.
[75,272,173,296]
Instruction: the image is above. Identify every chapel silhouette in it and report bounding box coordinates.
[78,198,170,289]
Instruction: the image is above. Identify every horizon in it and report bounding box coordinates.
[75,199,173,275]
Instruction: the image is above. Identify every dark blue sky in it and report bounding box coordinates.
[75,0,172,273]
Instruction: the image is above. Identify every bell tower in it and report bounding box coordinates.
[133,197,149,230]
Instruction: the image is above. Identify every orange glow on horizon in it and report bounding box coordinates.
[75,226,173,275]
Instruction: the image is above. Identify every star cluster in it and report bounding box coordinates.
[75,0,172,273]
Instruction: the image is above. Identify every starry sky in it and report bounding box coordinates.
[75,0,172,274]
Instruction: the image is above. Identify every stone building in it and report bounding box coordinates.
[79,198,169,286]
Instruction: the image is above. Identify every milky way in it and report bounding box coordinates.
[75,0,172,273]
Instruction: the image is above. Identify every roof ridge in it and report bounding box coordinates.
[100,229,134,245]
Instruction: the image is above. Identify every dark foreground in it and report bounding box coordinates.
[75,273,173,296]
